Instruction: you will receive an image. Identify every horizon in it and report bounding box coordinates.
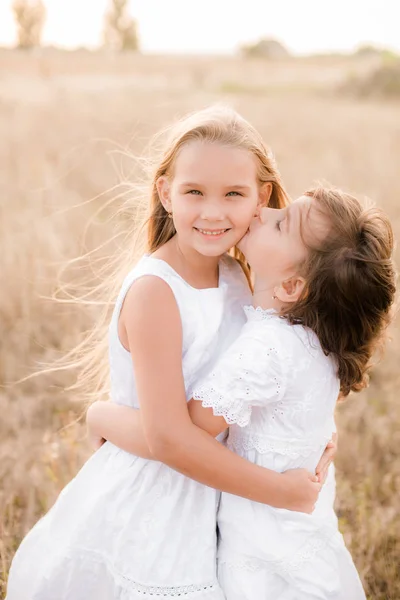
[0,0,399,56]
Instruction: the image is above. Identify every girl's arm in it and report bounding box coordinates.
[87,401,152,459]
[87,399,336,483]
[88,353,336,485]
[97,275,320,513]
[88,398,337,483]
[87,400,227,458]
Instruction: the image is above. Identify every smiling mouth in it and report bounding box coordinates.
[194,228,230,237]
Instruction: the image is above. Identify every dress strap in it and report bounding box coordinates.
[109,255,183,342]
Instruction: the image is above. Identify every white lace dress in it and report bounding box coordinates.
[193,306,366,600]
[6,254,251,600]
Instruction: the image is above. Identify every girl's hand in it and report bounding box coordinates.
[316,432,338,484]
[280,469,321,513]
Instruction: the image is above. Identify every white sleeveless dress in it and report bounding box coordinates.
[193,306,365,600]
[6,254,251,600]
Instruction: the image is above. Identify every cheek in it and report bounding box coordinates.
[171,197,196,223]
[230,201,258,229]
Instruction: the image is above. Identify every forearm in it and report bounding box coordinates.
[86,402,152,459]
[87,404,294,509]
[152,422,287,507]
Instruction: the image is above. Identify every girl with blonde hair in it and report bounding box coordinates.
[7,106,333,599]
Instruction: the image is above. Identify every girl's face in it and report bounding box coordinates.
[239,196,330,286]
[157,141,269,257]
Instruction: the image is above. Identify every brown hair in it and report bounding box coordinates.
[283,186,397,396]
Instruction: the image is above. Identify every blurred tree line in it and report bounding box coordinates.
[11,0,139,51]
[9,0,399,73]
[12,0,46,49]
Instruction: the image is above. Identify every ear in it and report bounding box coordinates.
[274,275,306,304]
[156,176,172,213]
[258,182,273,207]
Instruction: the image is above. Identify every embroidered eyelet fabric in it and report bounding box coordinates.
[193,307,366,599]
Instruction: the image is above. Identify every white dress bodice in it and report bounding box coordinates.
[109,254,251,407]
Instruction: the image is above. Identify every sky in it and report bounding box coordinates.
[0,0,399,55]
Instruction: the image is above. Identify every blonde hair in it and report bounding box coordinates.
[61,105,289,403]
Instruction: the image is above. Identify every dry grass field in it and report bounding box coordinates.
[0,50,399,599]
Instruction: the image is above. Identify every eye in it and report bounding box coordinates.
[187,189,202,195]
[275,219,283,231]
[226,191,243,197]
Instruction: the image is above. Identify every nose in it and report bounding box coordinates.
[200,199,225,221]
[260,207,284,223]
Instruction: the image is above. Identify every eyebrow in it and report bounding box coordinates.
[226,184,252,191]
[179,182,252,191]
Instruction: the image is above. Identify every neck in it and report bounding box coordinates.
[157,235,221,287]
[252,276,284,313]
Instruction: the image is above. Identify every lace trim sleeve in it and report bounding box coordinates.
[193,324,288,427]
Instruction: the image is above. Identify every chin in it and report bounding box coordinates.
[195,243,229,258]
[193,236,235,257]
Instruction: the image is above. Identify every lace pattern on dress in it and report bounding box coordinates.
[219,527,342,577]
[243,305,278,321]
[228,427,331,458]
[193,339,283,427]
[66,547,220,598]
[193,387,252,427]
[116,579,218,597]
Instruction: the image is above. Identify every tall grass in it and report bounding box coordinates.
[0,51,399,599]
